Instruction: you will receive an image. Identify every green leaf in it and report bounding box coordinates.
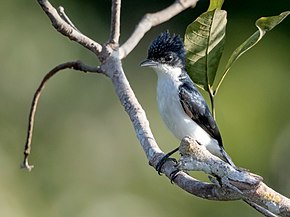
[208,0,224,11]
[215,11,290,94]
[184,9,227,91]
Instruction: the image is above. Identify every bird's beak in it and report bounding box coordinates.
[140,59,158,67]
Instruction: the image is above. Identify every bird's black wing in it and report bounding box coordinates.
[178,74,223,146]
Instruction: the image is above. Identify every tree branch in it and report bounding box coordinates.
[108,0,121,46]
[37,0,102,55]
[23,1,290,216]
[58,6,80,32]
[176,136,290,217]
[21,61,102,171]
[119,0,199,59]
[244,200,279,217]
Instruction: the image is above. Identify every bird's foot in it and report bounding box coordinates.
[156,156,177,175]
[156,147,179,175]
[170,169,181,183]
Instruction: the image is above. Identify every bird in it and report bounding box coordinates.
[140,31,236,173]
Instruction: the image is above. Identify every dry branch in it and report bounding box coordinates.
[108,0,121,45]
[21,61,102,171]
[21,0,290,216]
[37,0,102,55]
[119,0,199,59]
[176,137,290,216]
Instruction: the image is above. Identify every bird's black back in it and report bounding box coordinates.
[178,71,223,147]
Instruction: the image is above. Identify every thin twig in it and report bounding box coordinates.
[108,0,121,46]
[119,0,199,59]
[37,0,102,55]
[58,6,80,32]
[213,66,230,96]
[21,61,103,171]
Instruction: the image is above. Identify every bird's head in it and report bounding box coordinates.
[140,31,185,71]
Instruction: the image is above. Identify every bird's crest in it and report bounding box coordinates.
[148,31,185,66]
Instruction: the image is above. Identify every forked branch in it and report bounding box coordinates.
[37,0,102,55]
[21,1,290,216]
[176,137,290,216]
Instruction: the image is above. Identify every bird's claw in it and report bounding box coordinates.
[170,169,181,183]
[156,147,179,175]
[156,157,177,175]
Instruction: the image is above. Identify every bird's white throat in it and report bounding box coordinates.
[151,63,183,82]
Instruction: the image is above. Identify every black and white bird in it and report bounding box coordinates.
[140,31,236,172]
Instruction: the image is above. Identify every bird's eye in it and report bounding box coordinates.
[165,54,173,62]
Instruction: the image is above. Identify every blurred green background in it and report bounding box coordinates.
[1,0,289,216]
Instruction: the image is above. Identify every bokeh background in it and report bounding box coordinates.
[1,0,290,216]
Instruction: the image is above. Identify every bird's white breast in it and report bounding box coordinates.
[154,65,219,154]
